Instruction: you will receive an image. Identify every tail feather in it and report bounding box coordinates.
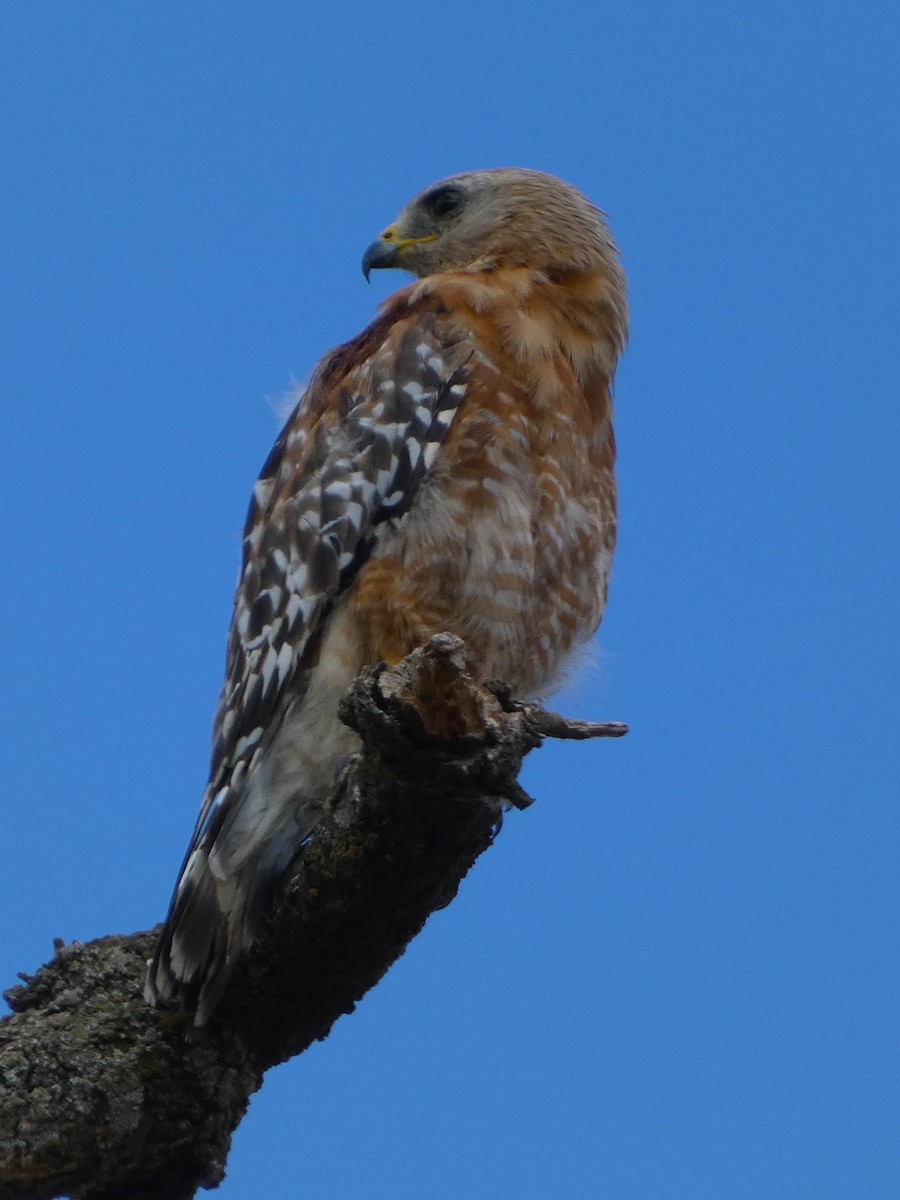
[144,799,320,1024]
[144,870,228,1022]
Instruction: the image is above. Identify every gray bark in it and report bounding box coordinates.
[0,636,625,1200]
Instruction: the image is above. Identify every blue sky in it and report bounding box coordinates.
[2,4,898,1198]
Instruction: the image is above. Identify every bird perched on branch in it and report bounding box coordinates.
[145,168,628,1024]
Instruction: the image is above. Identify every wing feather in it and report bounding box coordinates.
[209,313,471,791]
[146,304,472,1015]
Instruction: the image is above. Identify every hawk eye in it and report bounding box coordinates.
[422,186,463,218]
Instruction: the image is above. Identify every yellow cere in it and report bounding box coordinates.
[380,225,438,250]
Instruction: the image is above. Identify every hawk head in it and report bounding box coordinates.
[362,168,617,282]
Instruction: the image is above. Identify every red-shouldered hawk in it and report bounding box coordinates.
[145,169,628,1024]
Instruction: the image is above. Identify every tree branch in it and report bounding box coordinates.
[0,635,626,1200]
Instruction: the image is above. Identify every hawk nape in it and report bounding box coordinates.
[145,169,628,1025]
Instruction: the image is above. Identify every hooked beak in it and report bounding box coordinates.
[361,238,401,281]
